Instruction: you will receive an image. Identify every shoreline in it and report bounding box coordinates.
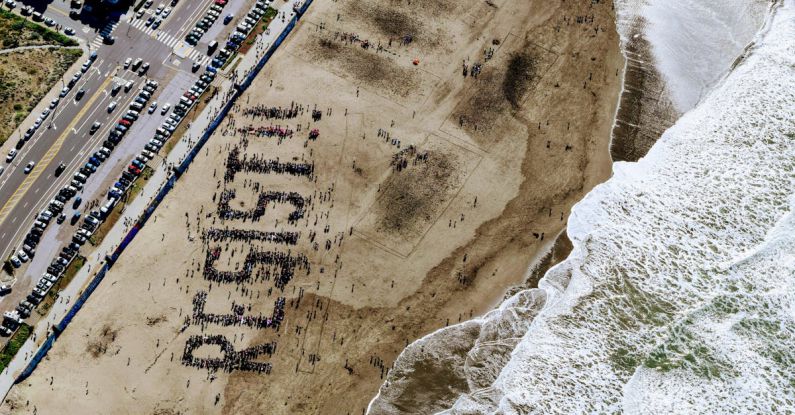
[609,16,678,163]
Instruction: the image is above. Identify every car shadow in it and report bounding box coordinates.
[17,0,133,31]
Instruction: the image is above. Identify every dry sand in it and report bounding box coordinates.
[2,0,623,413]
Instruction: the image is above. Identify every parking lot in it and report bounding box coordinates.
[0,0,278,342]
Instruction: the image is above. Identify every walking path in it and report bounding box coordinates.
[0,44,80,55]
[0,0,305,401]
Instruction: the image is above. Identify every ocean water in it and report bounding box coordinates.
[638,0,770,111]
[368,0,795,413]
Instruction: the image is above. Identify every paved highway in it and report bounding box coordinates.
[0,0,258,311]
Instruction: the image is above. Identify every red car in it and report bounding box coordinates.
[119,119,132,126]
[128,165,141,175]
[214,0,227,5]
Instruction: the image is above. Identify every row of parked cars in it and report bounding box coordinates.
[185,0,229,45]
[206,0,274,72]
[0,75,167,335]
[0,0,227,335]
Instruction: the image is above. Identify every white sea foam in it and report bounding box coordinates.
[613,0,769,112]
[368,0,795,413]
[454,0,795,412]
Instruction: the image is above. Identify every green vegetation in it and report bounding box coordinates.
[89,166,154,247]
[238,7,278,54]
[0,9,78,49]
[0,7,83,144]
[162,86,213,156]
[263,6,278,21]
[0,323,32,372]
[220,51,239,70]
[0,47,82,146]
[37,255,86,315]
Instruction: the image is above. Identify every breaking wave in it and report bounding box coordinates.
[636,0,770,111]
[368,0,795,413]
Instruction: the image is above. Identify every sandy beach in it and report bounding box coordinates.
[2,0,623,413]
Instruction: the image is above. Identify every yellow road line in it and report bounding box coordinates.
[0,74,115,226]
[49,7,69,18]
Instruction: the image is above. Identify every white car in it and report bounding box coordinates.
[24,161,35,173]
[6,149,17,163]
[17,250,29,262]
[108,101,118,112]
[162,7,171,17]
[160,102,171,115]
[148,101,158,113]
[49,98,59,109]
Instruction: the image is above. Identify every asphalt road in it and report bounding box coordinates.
[0,0,255,309]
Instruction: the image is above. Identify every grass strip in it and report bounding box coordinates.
[88,166,154,247]
[36,255,86,316]
[237,6,277,55]
[0,323,32,372]
[0,9,78,48]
